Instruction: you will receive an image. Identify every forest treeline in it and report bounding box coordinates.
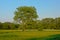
[0,17,60,30]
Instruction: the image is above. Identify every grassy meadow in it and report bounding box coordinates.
[0,30,60,40]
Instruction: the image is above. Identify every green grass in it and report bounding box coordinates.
[0,30,60,40]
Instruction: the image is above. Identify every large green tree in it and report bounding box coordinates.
[14,6,38,30]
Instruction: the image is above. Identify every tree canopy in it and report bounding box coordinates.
[14,6,38,24]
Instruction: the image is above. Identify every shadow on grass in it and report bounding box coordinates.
[26,34,60,40]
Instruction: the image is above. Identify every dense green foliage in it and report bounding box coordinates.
[0,22,19,30]
[0,17,60,30]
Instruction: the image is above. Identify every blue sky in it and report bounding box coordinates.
[0,0,60,22]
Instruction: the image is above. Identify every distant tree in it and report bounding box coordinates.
[3,22,9,29]
[14,6,38,30]
[33,20,43,31]
[0,22,3,29]
[54,17,60,29]
[41,18,54,29]
[2,22,18,30]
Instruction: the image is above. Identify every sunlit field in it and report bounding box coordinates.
[0,30,60,40]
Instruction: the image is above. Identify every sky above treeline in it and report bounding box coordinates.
[0,0,60,22]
